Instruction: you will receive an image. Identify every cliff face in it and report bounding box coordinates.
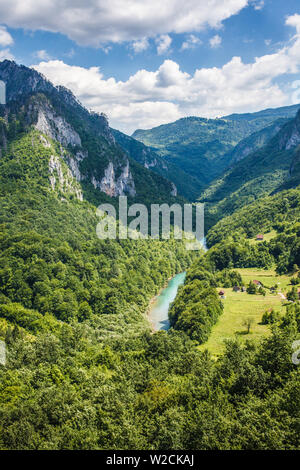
[91,161,136,197]
[278,111,300,151]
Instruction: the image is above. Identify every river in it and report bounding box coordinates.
[148,238,207,331]
[148,272,186,331]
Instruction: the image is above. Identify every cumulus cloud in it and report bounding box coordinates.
[286,14,300,35]
[132,38,149,54]
[156,35,172,55]
[180,35,202,51]
[0,26,13,47]
[0,0,249,46]
[34,16,300,134]
[35,49,51,60]
[209,35,222,48]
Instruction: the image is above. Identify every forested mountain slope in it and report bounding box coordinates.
[201,110,300,228]
[0,60,182,207]
[112,128,202,200]
[132,105,300,198]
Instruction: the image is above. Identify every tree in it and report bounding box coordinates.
[292,264,299,274]
[243,317,254,334]
[258,286,266,297]
[247,281,257,295]
[287,287,298,302]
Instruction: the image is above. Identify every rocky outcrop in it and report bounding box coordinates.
[92,160,136,197]
[285,131,300,150]
[49,154,83,201]
[35,105,82,148]
[170,182,177,197]
[279,111,300,151]
[66,150,87,182]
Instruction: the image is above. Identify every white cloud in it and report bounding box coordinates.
[35,49,51,60]
[252,0,264,10]
[34,16,300,134]
[209,34,222,48]
[0,26,13,47]
[0,0,249,46]
[132,38,149,54]
[180,34,202,51]
[156,35,172,55]
[0,48,14,60]
[286,14,300,35]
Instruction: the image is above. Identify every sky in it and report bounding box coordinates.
[1,0,300,133]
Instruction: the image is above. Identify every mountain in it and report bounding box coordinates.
[132,105,300,199]
[225,118,290,165]
[0,60,181,207]
[112,128,202,200]
[201,109,300,227]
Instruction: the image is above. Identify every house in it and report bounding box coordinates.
[253,280,262,287]
[233,286,241,292]
[298,288,300,300]
[218,290,226,299]
[256,234,264,241]
[241,286,246,292]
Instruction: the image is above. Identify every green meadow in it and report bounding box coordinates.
[199,268,294,357]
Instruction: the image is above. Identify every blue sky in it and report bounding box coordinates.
[0,0,300,133]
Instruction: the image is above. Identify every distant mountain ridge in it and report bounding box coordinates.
[132,104,300,199]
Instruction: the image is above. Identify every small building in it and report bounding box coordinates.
[298,288,300,300]
[218,290,226,299]
[233,286,241,292]
[256,234,264,241]
[241,286,246,292]
[253,280,262,287]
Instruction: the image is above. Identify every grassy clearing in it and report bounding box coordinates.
[199,268,293,358]
[247,230,277,245]
[236,267,292,292]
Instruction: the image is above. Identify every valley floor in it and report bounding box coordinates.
[199,267,293,357]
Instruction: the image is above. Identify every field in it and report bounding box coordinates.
[199,268,294,357]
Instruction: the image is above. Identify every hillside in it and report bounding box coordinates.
[170,185,300,349]
[201,110,300,228]
[112,128,202,200]
[132,105,300,198]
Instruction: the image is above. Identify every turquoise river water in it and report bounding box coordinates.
[148,272,186,331]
